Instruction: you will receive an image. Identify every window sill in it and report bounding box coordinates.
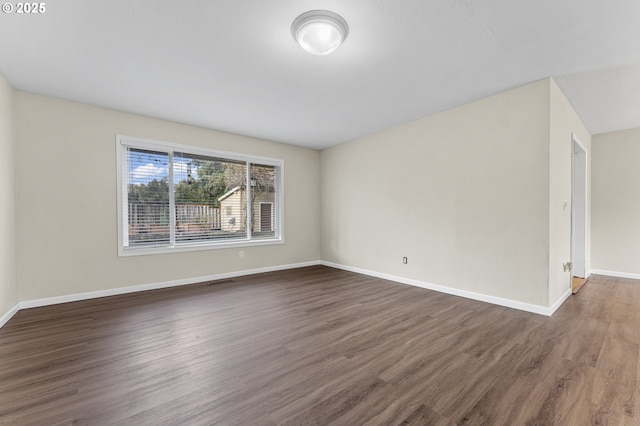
[118,237,284,257]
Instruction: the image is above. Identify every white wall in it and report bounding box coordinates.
[0,74,17,319]
[321,80,553,306]
[592,127,640,276]
[14,92,321,301]
[548,80,591,305]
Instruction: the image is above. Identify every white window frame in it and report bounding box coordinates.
[116,134,284,257]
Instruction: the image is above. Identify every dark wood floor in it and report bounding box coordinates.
[0,266,638,425]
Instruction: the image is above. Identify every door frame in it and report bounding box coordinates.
[571,133,588,280]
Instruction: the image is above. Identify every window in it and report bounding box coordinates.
[116,135,283,256]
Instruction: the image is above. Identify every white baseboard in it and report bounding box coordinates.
[549,288,572,315]
[321,261,564,316]
[0,261,321,328]
[1,259,577,329]
[590,269,640,280]
[0,303,20,329]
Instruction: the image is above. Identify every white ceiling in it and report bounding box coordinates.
[1,0,639,149]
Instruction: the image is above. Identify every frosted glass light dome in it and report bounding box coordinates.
[291,10,349,56]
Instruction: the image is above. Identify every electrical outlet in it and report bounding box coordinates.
[403,257,408,264]
[239,250,245,259]
[563,261,572,272]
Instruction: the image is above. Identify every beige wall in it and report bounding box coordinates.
[592,127,640,275]
[322,80,553,306]
[548,80,591,305]
[14,92,321,301]
[5,77,592,313]
[0,74,17,318]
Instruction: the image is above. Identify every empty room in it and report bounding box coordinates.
[1,1,640,424]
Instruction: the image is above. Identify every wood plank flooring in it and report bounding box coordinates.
[0,266,639,425]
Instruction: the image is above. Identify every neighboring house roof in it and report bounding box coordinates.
[218,186,243,202]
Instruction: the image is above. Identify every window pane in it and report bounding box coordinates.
[126,148,170,246]
[250,163,277,239]
[174,152,247,243]
[118,136,283,256]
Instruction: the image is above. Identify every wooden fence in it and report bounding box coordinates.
[128,203,221,238]
[175,204,221,229]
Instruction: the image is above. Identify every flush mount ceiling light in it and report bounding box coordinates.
[291,10,349,56]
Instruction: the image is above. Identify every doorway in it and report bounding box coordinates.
[571,134,587,293]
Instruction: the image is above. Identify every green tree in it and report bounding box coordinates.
[195,160,229,206]
[128,177,169,204]
[174,160,245,207]
[174,179,207,205]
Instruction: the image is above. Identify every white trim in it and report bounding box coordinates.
[218,186,241,202]
[168,151,176,246]
[591,269,640,281]
[0,303,20,328]
[115,134,283,167]
[245,163,252,240]
[116,140,128,249]
[0,261,321,329]
[120,238,285,257]
[571,132,589,280]
[276,164,284,244]
[0,261,580,329]
[320,261,566,316]
[15,261,321,313]
[549,288,572,315]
